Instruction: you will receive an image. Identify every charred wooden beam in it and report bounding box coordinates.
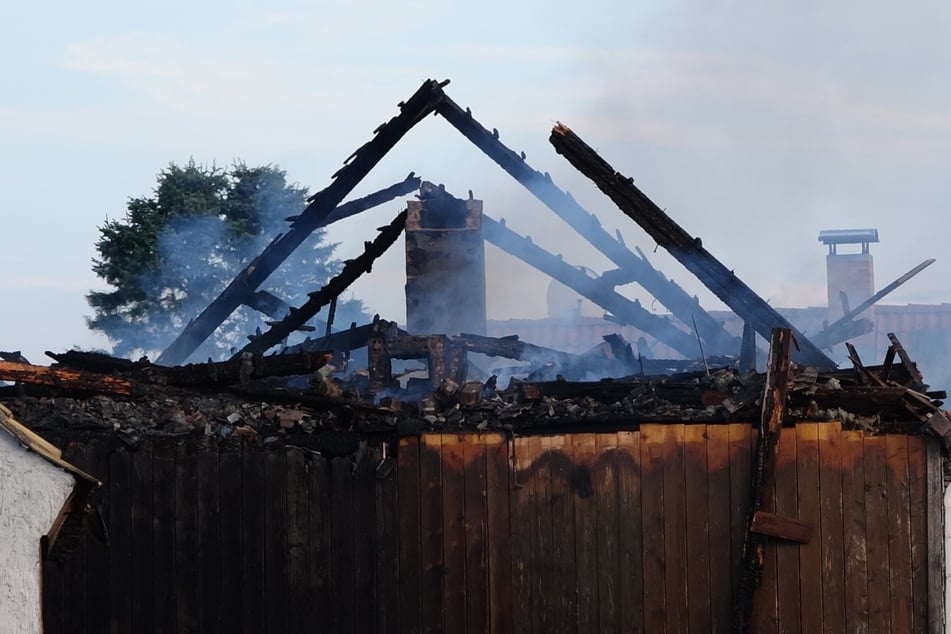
[549,123,835,369]
[0,360,139,397]
[739,322,757,373]
[45,349,331,387]
[483,214,702,358]
[156,79,444,366]
[811,259,934,349]
[734,329,794,632]
[887,332,926,392]
[436,95,741,356]
[279,321,408,356]
[240,210,408,356]
[455,332,579,367]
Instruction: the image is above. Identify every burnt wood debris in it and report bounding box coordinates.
[4,78,949,633]
[1,329,946,439]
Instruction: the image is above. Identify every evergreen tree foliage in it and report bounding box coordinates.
[87,160,366,360]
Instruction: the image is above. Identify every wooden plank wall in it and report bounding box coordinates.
[43,423,945,633]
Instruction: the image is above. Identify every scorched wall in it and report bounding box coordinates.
[42,422,945,633]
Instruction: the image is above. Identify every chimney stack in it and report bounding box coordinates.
[818,228,878,322]
[404,182,486,336]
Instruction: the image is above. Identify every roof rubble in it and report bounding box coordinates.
[2,330,947,450]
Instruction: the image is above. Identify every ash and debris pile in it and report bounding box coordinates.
[1,329,947,450]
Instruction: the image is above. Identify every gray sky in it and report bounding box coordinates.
[3,1,950,364]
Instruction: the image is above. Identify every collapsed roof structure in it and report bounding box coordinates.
[2,78,948,633]
[4,77,946,442]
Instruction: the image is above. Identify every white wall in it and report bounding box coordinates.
[0,432,75,634]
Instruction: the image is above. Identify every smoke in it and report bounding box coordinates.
[101,174,368,363]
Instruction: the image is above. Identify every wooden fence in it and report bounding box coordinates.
[43,422,945,633]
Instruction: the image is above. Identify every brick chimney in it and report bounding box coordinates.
[404,182,486,336]
[818,228,877,323]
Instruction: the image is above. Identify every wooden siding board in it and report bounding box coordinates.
[528,434,552,634]
[705,424,732,633]
[749,427,779,634]
[174,442,200,634]
[510,436,531,634]
[285,448,312,634]
[442,434,468,634]
[773,426,801,633]
[330,455,355,634]
[263,448,288,634]
[640,425,665,632]
[61,442,88,634]
[663,424,688,634]
[153,441,177,634]
[841,430,869,633]
[885,434,913,633]
[419,434,444,634]
[397,437,423,634]
[796,423,822,634]
[307,452,333,628]
[108,447,132,634]
[217,447,242,634]
[616,430,643,634]
[240,444,265,634]
[83,440,110,634]
[907,435,928,634]
[728,423,753,616]
[463,434,489,634]
[549,434,578,634]
[595,433,620,634]
[573,433,600,633]
[485,434,513,634]
[863,435,891,634]
[42,544,66,634]
[196,447,221,634]
[684,425,712,632]
[818,423,846,633]
[925,436,945,634]
[353,445,378,634]
[376,442,400,634]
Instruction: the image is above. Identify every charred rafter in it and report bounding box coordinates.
[160,80,745,365]
[239,210,408,356]
[45,349,331,388]
[482,214,701,358]
[156,79,446,366]
[436,95,740,356]
[811,259,935,350]
[549,123,835,368]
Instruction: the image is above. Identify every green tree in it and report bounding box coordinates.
[87,160,366,360]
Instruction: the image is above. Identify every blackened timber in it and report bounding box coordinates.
[549,123,835,368]
[455,333,579,368]
[240,211,408,356]
[435,95,740,356]
[279,322,408,356]
[734,329,793,632]
[483,214,701,358]
[811,259,935,349]
[155,81,443,366]
[887,333,926,392]
[0,360,139,397]
[46,349,330,386]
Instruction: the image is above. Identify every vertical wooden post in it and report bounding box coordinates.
[733,328,792,631]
